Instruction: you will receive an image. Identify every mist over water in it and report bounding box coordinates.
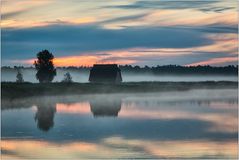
[1,69,237,82]
[1,69,89,83]
[1,68,238,159]
[1,89,238,159]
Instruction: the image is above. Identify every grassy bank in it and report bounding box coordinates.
[2,81,237,99]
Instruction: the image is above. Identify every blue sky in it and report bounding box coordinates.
[1,0,238,66]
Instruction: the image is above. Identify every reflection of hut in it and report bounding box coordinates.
[90,98,121,117]
[34,105,56,132]
[89,64,122,83]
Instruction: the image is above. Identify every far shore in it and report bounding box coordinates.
[1,81,237,99]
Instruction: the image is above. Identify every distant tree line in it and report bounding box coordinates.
[119,65,238,75]
[3,64,238,75]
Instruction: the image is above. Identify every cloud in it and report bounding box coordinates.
[97,51,237,66]
[105,0,236,13]
[99,13,148,24]
[1,24,212,60]
[187,57,238,66]
[2,0,52,20]
[2,10,27,19]
[189,24,238,34]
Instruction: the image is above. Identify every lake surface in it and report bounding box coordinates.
[1,89,238,159]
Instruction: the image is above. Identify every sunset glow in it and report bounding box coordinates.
[1,0,238,66]
[1,2,238,159]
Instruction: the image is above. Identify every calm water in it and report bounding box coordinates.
[1,89,238,159]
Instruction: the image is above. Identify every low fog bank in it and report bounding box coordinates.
[2,89,238,111]
[1,68,238,83]
[122,74,238,82]
[1,68,89,83]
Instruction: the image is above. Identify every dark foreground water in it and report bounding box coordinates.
[1,89,238,159]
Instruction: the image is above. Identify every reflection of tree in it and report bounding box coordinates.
[89,97,121,117]
[34,104,56,132]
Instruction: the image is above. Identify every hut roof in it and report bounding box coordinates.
[89,64,122,83]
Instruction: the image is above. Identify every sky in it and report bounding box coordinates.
[1,0,238,67]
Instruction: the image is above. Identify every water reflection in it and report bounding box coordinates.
[90,97,121,117]
[2,139,237,159]
[34,104,56,132]
[1,89,238,159]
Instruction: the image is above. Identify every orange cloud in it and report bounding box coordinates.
[53,55,136,67]
[53,55,97,67]
[18,53,137,67]
[1,18,97,28]
[198,33,238,55]
[17,55,98,67]
[105,8,237,29]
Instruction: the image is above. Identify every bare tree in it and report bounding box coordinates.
[16,70,24,83]
[62,72,73,83]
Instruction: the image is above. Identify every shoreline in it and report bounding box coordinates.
[1,81,237,99]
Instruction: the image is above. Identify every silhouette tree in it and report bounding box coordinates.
[16,70,24,83]
[34,50,56,83]
[62,72,73,83]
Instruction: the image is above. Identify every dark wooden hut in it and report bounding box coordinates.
[89,64,122,83]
